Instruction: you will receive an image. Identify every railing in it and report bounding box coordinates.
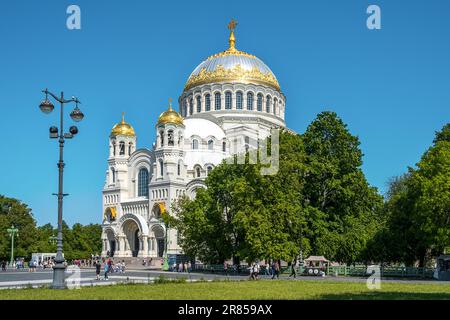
[192,264,435,279]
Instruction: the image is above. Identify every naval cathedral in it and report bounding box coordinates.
[101,20,287,263]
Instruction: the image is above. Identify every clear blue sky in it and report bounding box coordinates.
[1,0,449,226]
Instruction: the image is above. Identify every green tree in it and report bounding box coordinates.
[302,112,383,264]
[0,195,39,260]
[172,131,308,264]
[173,114,382,265]
[368,123,450,267]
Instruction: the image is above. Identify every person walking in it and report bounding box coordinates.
[271,261,280,279]
[223,261,228,276]
[104,260,109,280]
[289,259,297,278]
[95,260,101,280]
[264,262,271,277]
[249,263,257,280]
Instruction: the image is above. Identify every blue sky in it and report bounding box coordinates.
[1,0,449,226]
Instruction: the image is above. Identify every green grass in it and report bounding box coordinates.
[1,280,449,300]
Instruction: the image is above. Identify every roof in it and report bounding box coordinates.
[305,256,329,262]
[183,118,226,140]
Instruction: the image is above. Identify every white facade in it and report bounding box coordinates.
[101,24,287,260]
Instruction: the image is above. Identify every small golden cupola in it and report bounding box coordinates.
[157,98,184,126]
[111,113,136,137]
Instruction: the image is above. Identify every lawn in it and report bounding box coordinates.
[1,280,449,300]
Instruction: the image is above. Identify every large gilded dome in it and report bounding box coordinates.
[184,21,280,92]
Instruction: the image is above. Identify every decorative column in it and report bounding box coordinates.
[102,238,108,256]
[142,235,149,257]
[201,93,205,112]
[117,235,126,257]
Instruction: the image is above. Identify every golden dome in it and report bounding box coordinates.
[157,98,184,126]
[184,19,280,92]
[111,113,136,137]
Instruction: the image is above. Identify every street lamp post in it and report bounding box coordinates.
[7,225,19,266]
[39,88,84,289]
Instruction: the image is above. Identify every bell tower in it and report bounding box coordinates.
[148,99,185,259]
[103,113,136,219]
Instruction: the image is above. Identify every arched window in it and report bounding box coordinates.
[196,96,201,113]
[168,130,174,146]
[177,161,182,176]
[266,95,271,113]
[160,131,164,147]
[196,167,201,178]
[159,160,164,177]
[207,166,213,175]
[138,168,149,197]
[119,141,125,155]
[257,93,263,111]
[222,141,226,152]
[274,98,278,115]
[247,92,253,110]
[205,94,211,111]
[245,136,250,152]
[192,139,199,150]
[128,142,133,155]
[112,141,116,156]
[225,91,232,109]
[182,99,187,117]
[189,98,193,115]
[208,139,214,150]
[111,168,115,183]
[214,92,221,110]
[236,91,243,109]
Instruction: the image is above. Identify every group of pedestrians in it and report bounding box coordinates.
[94,258,126,280]
[171,261,191,273]
[243,259,297,280]
[0,259,39,271]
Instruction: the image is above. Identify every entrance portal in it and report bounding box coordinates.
[122,219,140,257]
[152,225,165,258]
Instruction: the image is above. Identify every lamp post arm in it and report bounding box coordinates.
[42,89,80,104]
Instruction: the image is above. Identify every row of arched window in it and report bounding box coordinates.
[111,141,134,157]
[175,189,186,197]
[122,204,147,216]
[191,139,226,152]
[158,129,182,148]
[182,92,282,117]
[152,188,168,200]
[104,194,118,204]
[193,165,213,178]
